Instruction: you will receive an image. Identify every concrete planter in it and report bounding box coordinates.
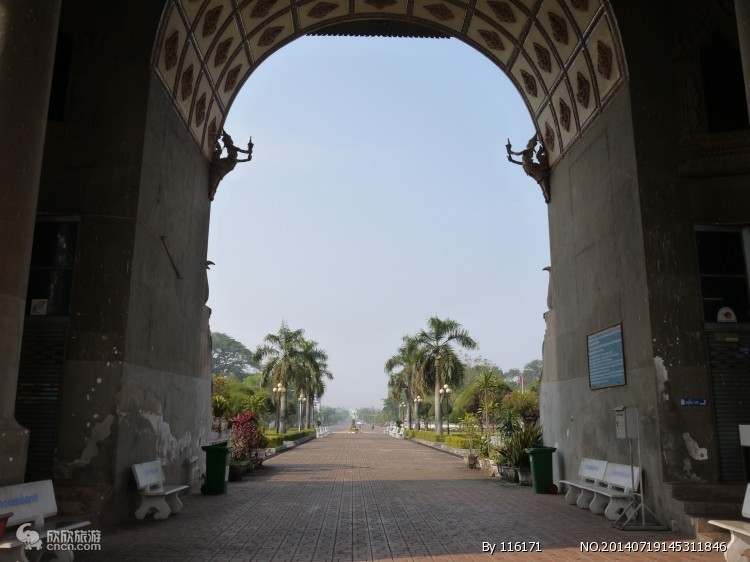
[499,465,518,483]
[228,461,250,481]
[518,467,532,486]
[479,458,498,476]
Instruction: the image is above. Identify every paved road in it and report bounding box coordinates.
[81,426,725,561]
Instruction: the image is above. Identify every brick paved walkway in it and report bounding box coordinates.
[79,426,726,561]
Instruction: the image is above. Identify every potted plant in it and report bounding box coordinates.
[496,423,542,484]
[228,411,260,481]
[253,430,268,470]
[496,409,521,481]
[460,413,480,468]
[212,395,229,432]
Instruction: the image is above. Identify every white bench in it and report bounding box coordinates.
[560,459,640,521]
[132,460,189,520]
[316,426,330,438]
[709,484,750,562]
[560,458,607,507]
[0,479,90,562]
[393,427,405,439]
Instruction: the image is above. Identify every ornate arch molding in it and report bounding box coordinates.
[152,0,627,163]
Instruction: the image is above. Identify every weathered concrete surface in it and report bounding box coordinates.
[35,0,212,523]
[542,0,750,533]
[78,428,722,561]
[0,0,61,485]
[541,83,664,516]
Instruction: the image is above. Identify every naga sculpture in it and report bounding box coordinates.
[208,130,253,201]
[506,133,551,203]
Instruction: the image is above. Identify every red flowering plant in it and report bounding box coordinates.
[229,411,259,463]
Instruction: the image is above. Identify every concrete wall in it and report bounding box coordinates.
[618,0,750,488]
[540,85,664,512]
[34,0,212,523]
[617,0,718,487]
[41,1,158,501]
[113,76,213,521]
[543,0,750,530]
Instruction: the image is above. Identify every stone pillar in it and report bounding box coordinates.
[737,0,750,118]
[0,0,61,484]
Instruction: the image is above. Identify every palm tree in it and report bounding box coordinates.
[385,335,423,429]
[415,317,477,435]
[254,321,305,434]
[475,372,499,432]
[297,339,332,429]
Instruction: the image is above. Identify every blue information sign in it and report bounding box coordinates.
[587,324,626,390]
[679,398,707,407]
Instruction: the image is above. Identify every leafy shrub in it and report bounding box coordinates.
[501,391,540,421]
[495,423,543,468]
[403,429,471,449]
[212,395,229,418]
[497,409,522,439]
[443,434,470,448]
[229,411,260,462]
[265,429,316,448]
[460,413,480,454]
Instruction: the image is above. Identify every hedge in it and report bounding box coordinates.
[404,430,470,449]
[266,429,316,447]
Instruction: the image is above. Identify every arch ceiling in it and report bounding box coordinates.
[153,0,626,163]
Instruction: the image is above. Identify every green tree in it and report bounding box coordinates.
[455,353,504,391]
[522,359,543,392]
[475,372,500,432]
[385,335,422,429]
[212,374,231,401]
[415,317,478,435]
[501,391,540,422]
[297,339,332,429]
[253,322,306,434]
[211,332,257,378]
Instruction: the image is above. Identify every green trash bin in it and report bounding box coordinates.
[201,442,231,495]
[525,445,557,494]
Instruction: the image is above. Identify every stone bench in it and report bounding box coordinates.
[560,458,640,521]
[709,484,750,562]
[132,460,189,521]
[0,479,90,562]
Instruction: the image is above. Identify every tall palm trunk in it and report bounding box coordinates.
[434,378,443,435]
[434,355,442,435]
[279,393,288,434]
[405,388,412,429]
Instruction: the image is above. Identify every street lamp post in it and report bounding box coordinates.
[298,394,306,431]
[435,352,441,432]
[446,386,452,434]
[440,384,452,434]
[413,396,423,430]
[439,387,444,433]
[272,383,285,433]
[399,402,406,425]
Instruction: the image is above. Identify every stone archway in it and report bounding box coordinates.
[152,0,626,167]
[4,0,749,533]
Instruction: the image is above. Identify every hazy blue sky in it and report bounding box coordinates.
[207,36,550,410]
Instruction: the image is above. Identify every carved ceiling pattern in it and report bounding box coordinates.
[153,0,626,162]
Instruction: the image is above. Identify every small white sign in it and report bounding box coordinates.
[30,299,48,316]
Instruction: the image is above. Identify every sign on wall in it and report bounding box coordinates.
[588,324,626,390]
